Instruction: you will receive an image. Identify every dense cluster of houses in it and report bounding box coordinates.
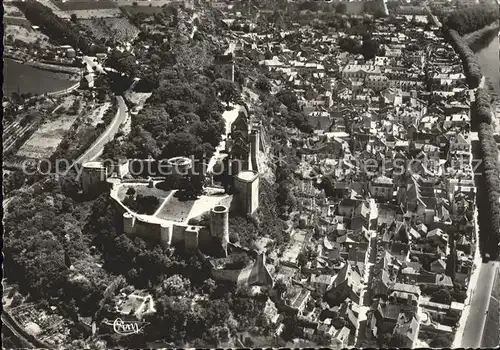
[220,10,475,347]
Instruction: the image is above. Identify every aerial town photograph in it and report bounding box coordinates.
[2,0,500,348]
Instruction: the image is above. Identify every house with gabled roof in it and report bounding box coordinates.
[351,201,371,232]
[325,263,362,304]
[392,311,420,348]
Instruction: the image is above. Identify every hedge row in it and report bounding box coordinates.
[444,29,482,88]
[443,5,500,258]
[471,88,493,129]
[477,122,500,258]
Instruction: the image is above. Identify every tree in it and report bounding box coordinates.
[335,3,347,14]
[256,77,272,94]
[162,274,191,296]
[360,37,380,60]
[378,332,392,347]
[161,132,199,159]
[338,37,362,55]
[276,181,297,216]
[214,79,240,106]
[201,278,216,295]
[389,332,407,348]
[70,13,78,22]
[430,287,452,305]
[126,187,136,196]
[430,334,453,348]
[107,49,138,77]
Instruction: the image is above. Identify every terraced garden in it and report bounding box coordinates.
[79,17,139,42]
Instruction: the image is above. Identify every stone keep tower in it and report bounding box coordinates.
[214,53,235,82]
[82,161,108,194]
[234,170,259,215]
[210,205,229,256]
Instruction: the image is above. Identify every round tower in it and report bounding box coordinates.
[160,223,173,248]
[123,212,135,235]
[210,205,229,255]
[167,157,193,176]
[82,161,108,194]
[234,170,259,215]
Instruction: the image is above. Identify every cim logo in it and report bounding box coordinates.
[112,318,149,336]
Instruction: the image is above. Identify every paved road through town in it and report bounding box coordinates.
[460,261,499,348]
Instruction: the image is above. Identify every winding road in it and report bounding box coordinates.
[70,95,128,169]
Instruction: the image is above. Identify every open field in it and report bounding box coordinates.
[16,97,81,159]
[120,5,164,14]
[79,17,139,42]
[155,194,196,222]
[5,26,53,48]
[51,0,118,11]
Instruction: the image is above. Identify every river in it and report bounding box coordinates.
[3,58,77,96]
[476,32,500,96]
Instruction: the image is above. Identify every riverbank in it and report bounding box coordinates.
[3,58,78,95]
[24,61,82,74]
[472,24,500,127]
[465,21,500,52]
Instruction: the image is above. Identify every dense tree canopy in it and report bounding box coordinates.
[444,4,499,35]
[107,49,138,77]
[16,1,100,54]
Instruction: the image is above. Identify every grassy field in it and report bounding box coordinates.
[120,5,164,15]
[16,96,80,160]
[155,194,196,222]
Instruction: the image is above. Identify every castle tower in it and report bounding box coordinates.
[250,129,260,172]
[123,212,135,235]
[160,223,173,248]
[185,226,201,253]
[214,54,234,82]
[82,161,108,194]
[167,157,193,177]
[210,205,229,256]
[234,170,259,215]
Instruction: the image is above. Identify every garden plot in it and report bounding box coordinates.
[16,96,80,159]
[5,25,52,47]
